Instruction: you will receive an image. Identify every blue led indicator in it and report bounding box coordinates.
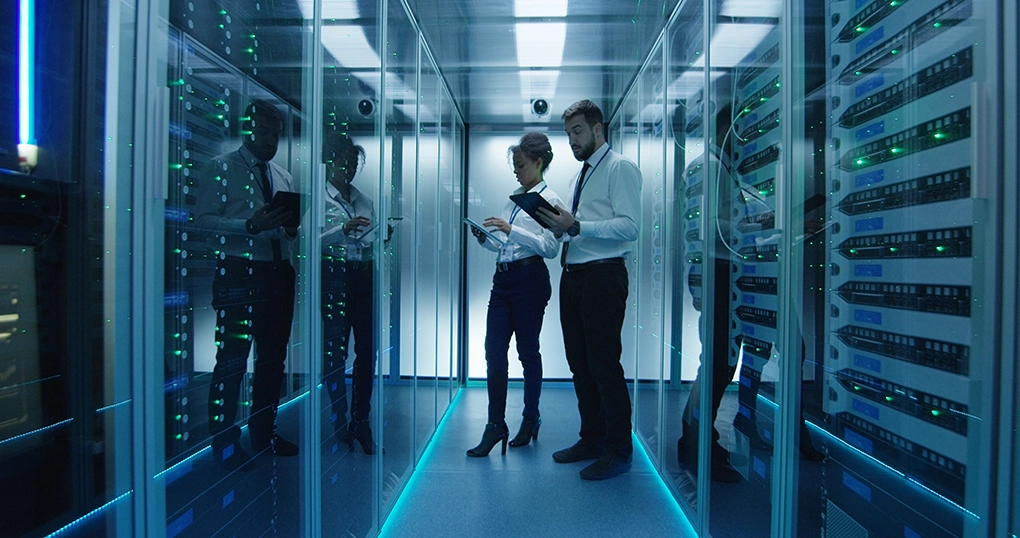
[855,169,885,187]
[852,398,880,419]
[856,121,886,142]
[222,489,234,508]
[753,456,767,478]
[853,353,882,373]
[854,309,882,325]
[855,217,885,232]
[842,471,873,502]
[167,508,193,538]
[854,264,883,277]
[843,429,874,454]
[856,26,886,55]
[856,73,885,98]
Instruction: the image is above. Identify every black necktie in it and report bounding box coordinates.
[256,162,273,203]
[256,162,282,261]
[561,162,592,267]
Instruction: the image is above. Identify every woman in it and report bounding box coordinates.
[467,132,564,457]
[321,131,380,454]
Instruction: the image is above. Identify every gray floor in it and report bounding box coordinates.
[379,384,695,538]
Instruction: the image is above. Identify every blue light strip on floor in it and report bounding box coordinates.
[378,388,464,537]
[634,435,699,537]
[0,418,72,447]
[44,491,132,537]
[155,389,310,481]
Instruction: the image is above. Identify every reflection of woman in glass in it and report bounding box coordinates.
[467,132,564,457]
[321,131,379,454]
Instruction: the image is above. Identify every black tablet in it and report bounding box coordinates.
[269,191,304,228]
[509,192,560,229]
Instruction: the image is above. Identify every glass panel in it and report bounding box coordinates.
[633,42,667,467]
[318,1,382,535]
[664,0,708,520]
[381,0,417,514]
[436,88,460,412]
[414,48,440,460]
[817,0,997,535]
[161,1,313,536]
[616,90,641,395]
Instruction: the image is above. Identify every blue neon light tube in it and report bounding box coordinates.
[20,0,34,144]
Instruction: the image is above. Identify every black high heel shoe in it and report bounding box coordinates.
[466,422,509,457]
[508,416,541,447]
[349,420,379,455]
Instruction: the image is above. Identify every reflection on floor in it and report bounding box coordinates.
[652,385,825,537]
[379,384,695,538]
[163,381,823,537]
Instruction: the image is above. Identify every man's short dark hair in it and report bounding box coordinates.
[561,99,604,131]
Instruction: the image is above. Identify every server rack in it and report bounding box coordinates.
[823,0,989,535]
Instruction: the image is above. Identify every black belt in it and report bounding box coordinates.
[563,257,624,273]
[496,255,543,273]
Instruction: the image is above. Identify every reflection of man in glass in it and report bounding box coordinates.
[676,102,743,483]
[196,100,298,471]
[320,131,379,454]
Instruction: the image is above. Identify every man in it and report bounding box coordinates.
[538,100,642,480]
[196,99,299,471]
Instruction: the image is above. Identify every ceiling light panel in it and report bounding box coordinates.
[515,22,566,68]
[519,70,560,99]
[321,26,381,69]
[297,0,361,20]
[720,0,782,19]
[514,0,569,18]
[692,23,774,68]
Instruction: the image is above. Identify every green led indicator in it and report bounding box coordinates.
[176,434,183,440]
[885,396,893,402]
[890,147,903,154]
[856,26,866,33]
[933,22,942,28]
[934,132,946,139]
[889,247,898,252]
[175,414,182,420]
[931,409,941,416]
[853,385,861,391]
[849,248,858,255]
[936,245,946,252]
[174,350,182,356]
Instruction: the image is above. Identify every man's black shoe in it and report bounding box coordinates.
[580,452,632,480]
[552,440,602,463]
[252,434,299,457]
[215,443,255,471]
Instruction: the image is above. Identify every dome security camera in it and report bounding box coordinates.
[358,99,376,117]
[531,98,549,116]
